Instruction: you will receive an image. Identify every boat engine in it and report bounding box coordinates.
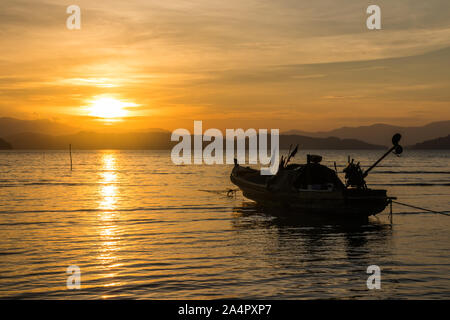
[344,133,403,189]
[344,159,367,189]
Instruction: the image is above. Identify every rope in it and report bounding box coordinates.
[392,200,450,216]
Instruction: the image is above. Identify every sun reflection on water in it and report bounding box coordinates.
[96,152,122,289]
[99,153,118,211]
[99,185,117,211]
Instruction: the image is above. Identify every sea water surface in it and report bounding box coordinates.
[0,150,449,299]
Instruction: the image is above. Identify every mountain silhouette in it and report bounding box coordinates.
[5,131,173,150]
[278,135,383,150]
[1,117,449,149]
[0,117,79,137]
[5,131,384,150]
[410,135,450,149]
[284,120,450,146]
[0,137,12,149]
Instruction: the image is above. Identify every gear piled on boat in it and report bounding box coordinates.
[230,134,403,217]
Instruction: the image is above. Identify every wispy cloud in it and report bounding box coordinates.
[0,0,449,130]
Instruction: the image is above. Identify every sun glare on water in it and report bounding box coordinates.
[88,97,136,120]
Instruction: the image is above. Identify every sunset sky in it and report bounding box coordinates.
[0,0,449,132]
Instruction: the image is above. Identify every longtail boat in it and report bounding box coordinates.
[230,134,403,217]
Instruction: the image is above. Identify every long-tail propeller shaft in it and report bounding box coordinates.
[363,133,403,177]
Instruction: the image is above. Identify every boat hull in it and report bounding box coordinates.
[230,170,389,217]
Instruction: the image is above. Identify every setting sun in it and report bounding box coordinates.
[88,97,136,120]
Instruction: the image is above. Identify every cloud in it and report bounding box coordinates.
[0,0,449,130]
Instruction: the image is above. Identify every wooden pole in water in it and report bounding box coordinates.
[69,144,73,171]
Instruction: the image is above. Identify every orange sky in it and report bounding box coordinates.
[0,0,449,132]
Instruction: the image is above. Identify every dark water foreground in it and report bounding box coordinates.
[0,150,449,299]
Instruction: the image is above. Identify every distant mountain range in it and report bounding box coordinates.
[410,135,450,149]
[3,131,384,150]
[278,135,383,150]
[0,117,79,137]
[0,138,12,149]
[284,120,450,146]
[0,117,166,137]
[4,132,173,150]
[0,117,449,150]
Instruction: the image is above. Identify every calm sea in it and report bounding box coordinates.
[0,150,449,299]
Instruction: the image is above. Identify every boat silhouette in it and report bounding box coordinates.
[230,134,403,218]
